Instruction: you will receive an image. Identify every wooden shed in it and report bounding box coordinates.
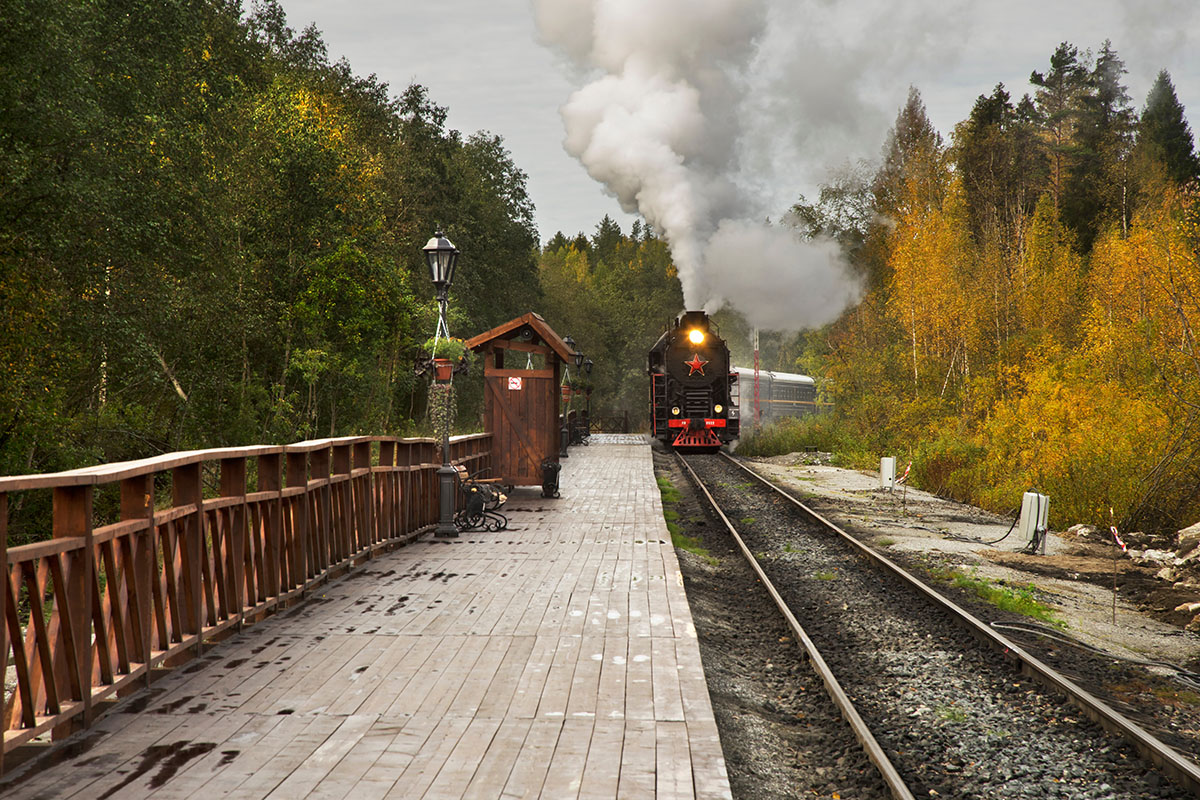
[465,313,576,488]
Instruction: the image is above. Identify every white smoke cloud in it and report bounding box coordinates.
[702,221,858,330]
[533,0,978,331]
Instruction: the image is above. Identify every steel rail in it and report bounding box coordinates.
[677,454,917,800]
[719,451,1200,798]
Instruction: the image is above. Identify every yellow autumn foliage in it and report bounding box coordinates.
[886,175,971,392]
[971,355,1168,526]
[1087,187,1200,391]
[827,173,1200,529]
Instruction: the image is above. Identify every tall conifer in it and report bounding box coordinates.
[1137,70,1200,185]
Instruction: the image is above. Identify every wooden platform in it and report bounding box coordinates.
[2,436,731,799]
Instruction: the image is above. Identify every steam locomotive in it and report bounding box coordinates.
[648,311,740,451]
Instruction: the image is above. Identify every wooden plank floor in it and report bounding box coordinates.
[2,436,732,799]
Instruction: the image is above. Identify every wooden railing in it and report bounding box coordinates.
[0,433,491,772]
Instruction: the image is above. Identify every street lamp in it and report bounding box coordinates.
[581,356,593,441]
[563,336,577,374]
[424,232,460,537]
[560,335,577,458]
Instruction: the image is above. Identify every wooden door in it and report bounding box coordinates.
[484,368,557,485]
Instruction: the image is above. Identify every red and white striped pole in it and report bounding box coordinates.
[752,327,761,426]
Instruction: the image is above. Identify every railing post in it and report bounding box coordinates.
[332,444,351,561]
[220,457,248,630]
[172,463,204,653]
[311,447,331,572]
[51,484,93,735]
[400,442,413,537]
[354,441,373,552]
[425,442,437,528]
[259,453,282,604]
[120,475,154,687]
[286,451,308,587]
[379,441,396,542]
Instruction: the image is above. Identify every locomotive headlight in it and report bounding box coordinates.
[687,329,705,345]
[714,404,723,414]
[671,406,681,415]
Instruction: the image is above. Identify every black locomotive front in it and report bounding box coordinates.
[648,311,740,451]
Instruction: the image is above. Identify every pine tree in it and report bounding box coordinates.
[1136,70,1200,186]
[591,214,623,266]
[873,87,944,218]
[953,83,1046,252]
[1060,41,1135,247]
[1030,42,1089,212]
[545,231,571,252]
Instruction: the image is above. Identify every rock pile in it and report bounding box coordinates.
[1078,521,1200,631]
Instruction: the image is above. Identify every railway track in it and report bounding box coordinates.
[678,452,1200,799]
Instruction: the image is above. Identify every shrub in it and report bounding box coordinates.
[736,414,872,467]
[911,431,984,502]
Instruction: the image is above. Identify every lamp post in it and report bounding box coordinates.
[570,349,585,443]
[424,232,460,537]
[560,335,577,458]
[583,357,593,437]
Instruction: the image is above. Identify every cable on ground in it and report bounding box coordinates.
[991,620,1200,692]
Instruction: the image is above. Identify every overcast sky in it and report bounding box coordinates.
[276,0,1200,245]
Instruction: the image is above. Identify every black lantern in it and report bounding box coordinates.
[423,232,459,302]
[563,335,577,356]
[583,357,593,376]
[573,350,584,370]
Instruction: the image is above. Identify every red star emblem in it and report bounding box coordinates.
[685,354,708,375]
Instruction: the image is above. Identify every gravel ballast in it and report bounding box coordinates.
[660,448,1200,799]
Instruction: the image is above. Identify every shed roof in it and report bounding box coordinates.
[465,312,576,364]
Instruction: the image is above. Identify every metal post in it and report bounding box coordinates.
[435,295,458,537]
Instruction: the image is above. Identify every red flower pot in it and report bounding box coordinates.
[433,358,453,381]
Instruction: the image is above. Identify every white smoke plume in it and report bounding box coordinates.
[533,0,978,331]
[702,220,857,330]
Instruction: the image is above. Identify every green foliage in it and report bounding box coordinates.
[0,0,537,498]
[670,529,717,565]
[935,705,969,723]
[1135,70,1200,187]
[945,570,1064,626]
[736,415,873,469]
[656,475,682,505]
[656,474,715,563]
[538,220,683,426]
[427,383,456,441]
[911,432,985,503]
[421,337,470,362]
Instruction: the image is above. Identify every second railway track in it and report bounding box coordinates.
[678,451,1200,799]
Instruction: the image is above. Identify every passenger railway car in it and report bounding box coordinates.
[731,366,818,423]
[648,311,739,451]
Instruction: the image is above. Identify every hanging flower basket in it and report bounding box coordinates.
[432,358,454,381]
[421,336,469,362]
